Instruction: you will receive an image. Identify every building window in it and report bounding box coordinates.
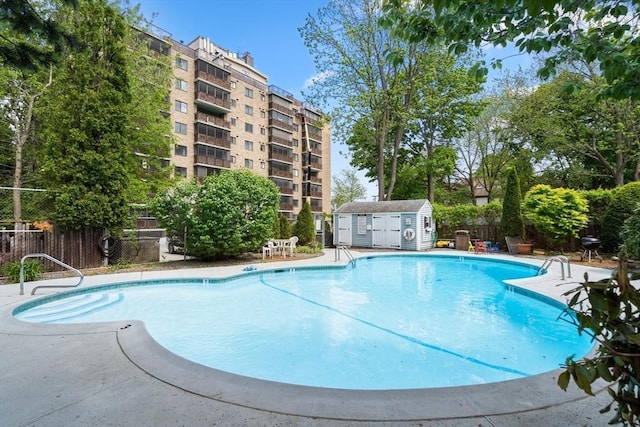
[231,155,236,163]
[231,81,236,89]
[245,159,253,168]
[260,144,265,152]
[245,123,253,133]
[293,124,299,131]
[231,136,236,144]
[231,118,236,126]
[174,100,187,113]
[174,166,187,177]
[292,138,299,147]
[260,110,266,118]
[293,183,299,192]
[231,99,237,108]
[174,122,187,135]
[245,105,253,115]
[293,169,299,177]
[244,140,253,150]
[175,78,187,91]
[260,127,266,135]
[293,199,299,207]
[293,153,299,162]
[261,94,265,102]
[260,161,265,169]
[245,87,254,98]
[175,57,188,70]
[175,145,187,156]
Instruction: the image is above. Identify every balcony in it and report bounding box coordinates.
[310,201,323,212]
[195,91,231,114]
[194,155,231,169]
[268,118,294,132]
[304,175,322,184]
[268,167,293,179]
[195,133,231,149]
[277,186,294,195]
[196,70,231,90]
[303,129,323,142]
[279,202,294,211]
[195,112,230,130]
[268,135,292,147]
[303,158,323,170]
[303,189,323,198]
[269,151,293,164]
[268,102,294,117]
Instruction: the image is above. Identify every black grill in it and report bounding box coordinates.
[581,236,601,250]
[580,236,602,262]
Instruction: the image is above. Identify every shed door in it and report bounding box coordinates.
[372,214,401,248]
[337,214,352,246]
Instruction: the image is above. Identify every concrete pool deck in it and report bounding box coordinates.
[0,249,620,426]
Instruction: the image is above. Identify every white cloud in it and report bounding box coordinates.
[302,70,334,90]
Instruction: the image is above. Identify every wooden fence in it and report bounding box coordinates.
[0,226,105,271]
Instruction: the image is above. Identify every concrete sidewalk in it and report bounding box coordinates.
[0,249,618,426]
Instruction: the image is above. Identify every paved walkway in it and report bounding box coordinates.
[0,249,619,426]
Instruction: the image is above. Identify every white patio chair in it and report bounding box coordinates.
[262,241,275,259]
[288,236,299,257]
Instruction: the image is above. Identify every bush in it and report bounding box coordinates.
[601,182,640,252]
[3,260,43,283]
[620,203,640,260]
[522,185,588,250]
[580,188,614,224]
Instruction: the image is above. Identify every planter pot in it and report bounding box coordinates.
[517,243,533,255]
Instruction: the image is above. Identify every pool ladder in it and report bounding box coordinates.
[19,253,84,295]
[335,246,356,267]
[538,255,572,280]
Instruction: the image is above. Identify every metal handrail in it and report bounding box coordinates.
[19,253,84,295]
[538,255,572,280]
[335,245,356,267]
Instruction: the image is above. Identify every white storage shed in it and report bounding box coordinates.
[333,200,434,251]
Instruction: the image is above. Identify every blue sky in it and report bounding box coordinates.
[135,0,532,200]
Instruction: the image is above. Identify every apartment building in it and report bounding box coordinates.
[143,27,331,222]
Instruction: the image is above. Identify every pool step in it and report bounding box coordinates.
[20,293,125,323]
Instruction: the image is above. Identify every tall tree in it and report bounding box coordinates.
[37,0,133,231]
[0,0,79,70]
[300,0,424,200]
[332,168,367,209]
[382,0,640,100]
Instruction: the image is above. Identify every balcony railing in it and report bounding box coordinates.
[310,202,323,212]
[268,118,294,132]
[279,202,294,211]
[196,70,231,90]
[195,92,231,112]
[195,112,230,129]
[303,130,323,142]
[277,186,294,195]
[194,155,231,169]
[268,102,294,117]
[269,151,293,163]
[195,134,231,149]
[269,168,293,179]
[303,159,323,170]
[304,175,322,184]
[303,189,323,198]
[268,135,292,147]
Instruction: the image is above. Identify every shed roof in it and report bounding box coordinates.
[334,200,431,214]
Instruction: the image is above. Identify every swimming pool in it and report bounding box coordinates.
[14,254,592,390]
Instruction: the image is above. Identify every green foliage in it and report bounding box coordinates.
[559,263,640,425]
[432,201,501,231]
[148,179,199,242]
[581,188,614,224]
[295,200,315,246]
[382,0,640,100]
[153,170,279,260]
[37,0,132,232]
[620,204,640,260]
[3,260,42,283]
[499,168,524,240]
[522,185,588,249]
[295,243,324,254]
[279,215,291,239]
[602,182,640,252]
[270,212,280,239]
[332,168,367,210]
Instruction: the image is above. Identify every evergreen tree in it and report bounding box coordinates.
[296,200,315,246]
[279,214,291,239]
[500,168,525,240]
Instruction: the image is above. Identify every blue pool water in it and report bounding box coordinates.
[15,255,592,389]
